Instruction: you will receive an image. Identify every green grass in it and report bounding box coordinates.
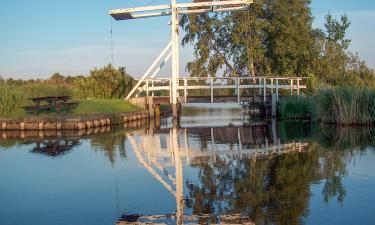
[70,99,143,115]
[0,99,144,119]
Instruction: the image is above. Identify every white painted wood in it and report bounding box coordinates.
[263,77,267,102]
[210,77,214,103]
[176,0,253,9]
[297,78,300,95]
[184,78,187,103]
[237,78,241,103]
[276,78,279,101]
[126,41,172,100]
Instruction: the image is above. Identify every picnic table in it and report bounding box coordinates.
[23,96,79,114]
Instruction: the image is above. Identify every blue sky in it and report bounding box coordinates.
[0,0,374,79]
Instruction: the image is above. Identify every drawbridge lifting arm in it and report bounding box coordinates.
[110,0,253,20]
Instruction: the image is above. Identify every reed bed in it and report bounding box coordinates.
[279,87,375,126]
[279,96,315,120]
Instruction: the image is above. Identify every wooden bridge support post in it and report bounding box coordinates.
[276,78,279,101]
[263,77,267,102]
[151,80,155,97]
[148,97,154,119]
[290,79,293,95]
[169,79,172,103]
[297,78,300,96]
[146,80,149,97]
[210,77,214,103]
[272,93,277,118]
[237,78,241,103]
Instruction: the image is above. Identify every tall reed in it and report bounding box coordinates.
[0,85,24,117]
[279,87,375,126]
[279,96,315,120]
[316,87,375,126]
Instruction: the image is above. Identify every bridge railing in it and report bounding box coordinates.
[134,76,308,103]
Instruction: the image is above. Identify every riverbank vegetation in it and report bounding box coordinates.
[279,87,375,126]
[182,0,375,88]
[0,64,138,117]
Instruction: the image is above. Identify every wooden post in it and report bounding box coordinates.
[151,80,155,97]
[272,93,277,118]
[184,78,187,103]
[271,78,274,94]
[169,79,172,103]
[263,77,267,102]
[290,79,293,95]
[297,78,300,96]
[210,77,214,103]
[237,78,241,103]
[146,80,149,97]
[259,77,262,95]
[276,78,279,102]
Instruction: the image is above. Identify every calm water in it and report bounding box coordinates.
[1,106,375,225]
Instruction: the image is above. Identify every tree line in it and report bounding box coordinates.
[181,0,375,88]
[0,64,135,100]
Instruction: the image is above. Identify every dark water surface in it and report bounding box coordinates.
[1,106,375,225]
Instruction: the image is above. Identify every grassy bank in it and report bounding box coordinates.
[279,87,375,126]
[1,99,143,119]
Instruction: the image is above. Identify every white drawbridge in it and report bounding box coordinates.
[110,0,254,117]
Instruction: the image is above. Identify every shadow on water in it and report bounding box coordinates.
[0,107,375,225]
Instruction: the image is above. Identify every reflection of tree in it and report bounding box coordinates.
[186,143,352,225]
[90,131,127,165]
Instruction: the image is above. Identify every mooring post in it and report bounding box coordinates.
[210,77,214,103]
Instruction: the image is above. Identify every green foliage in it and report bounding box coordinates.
[279,96,315,120]
[181,0,318,77]
[74,64,134,99]
[181,1,375,90]
[0,64,137,117]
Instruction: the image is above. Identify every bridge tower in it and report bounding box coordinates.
[110,0,253,118]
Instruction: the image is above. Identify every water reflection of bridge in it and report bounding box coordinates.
[121,124,309,225]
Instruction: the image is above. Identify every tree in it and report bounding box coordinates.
[74,64,135,99]
[49,73,66,84]
[181,0,318,78]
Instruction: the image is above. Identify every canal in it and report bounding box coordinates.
[1,105,375,225]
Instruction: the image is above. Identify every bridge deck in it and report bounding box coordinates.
[132,77,307,103]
